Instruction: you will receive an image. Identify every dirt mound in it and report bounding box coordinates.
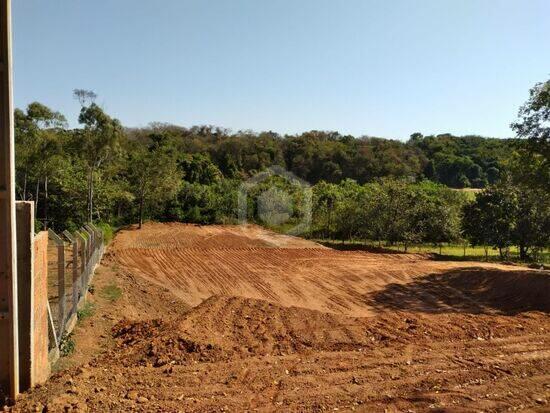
[112,319,226,367]
[107,223,550,319]
[109,295,548,370]
[113,244,547,316]
[110,296,373,367]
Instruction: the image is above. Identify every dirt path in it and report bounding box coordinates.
[11,222,550,412]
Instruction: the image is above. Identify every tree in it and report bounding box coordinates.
[418,182,463,253]
[513,185,550,261]
[74,92,122,222]
[360,182,388,247]
[511,79,550,191]
[462,185,517,259]
[14,102,67,227]
[312,181,341,238]
[332,179,364,241]
[179,153,222,184]
[128,137,182,228]
[73,89,97,106]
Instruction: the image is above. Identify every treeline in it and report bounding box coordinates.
[13,80,550,262]
[126,126,512,189]
[164,174,548,261]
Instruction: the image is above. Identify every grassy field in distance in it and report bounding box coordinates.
[316,239,550,264]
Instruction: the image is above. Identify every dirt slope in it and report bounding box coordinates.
[10,222,550,412]
[111,223,548,316]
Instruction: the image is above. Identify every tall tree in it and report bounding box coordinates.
[74,92,122,222]
[511,79,550,191]
[462,185,517,259]
[128,137,182,228]
[14,102,67,226]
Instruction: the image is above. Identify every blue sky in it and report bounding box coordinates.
[12,0,550,139]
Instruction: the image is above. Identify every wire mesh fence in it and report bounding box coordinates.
[46,224,104,350]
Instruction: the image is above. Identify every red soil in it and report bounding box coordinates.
[10,222,550,412]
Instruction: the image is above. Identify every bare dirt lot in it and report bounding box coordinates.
[12,223,550,412]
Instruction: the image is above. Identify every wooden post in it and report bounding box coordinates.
[0,0,19,399]
[48,230,65,338]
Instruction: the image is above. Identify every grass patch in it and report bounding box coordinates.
[384,243,549,263]
[316,239,550,264]
[77,302,95,320]
[100,284,122,302]
[95,222,115,245]
[59,333,75,357]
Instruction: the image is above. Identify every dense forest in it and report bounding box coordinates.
[125,126,513,189]
[14,80,550,261]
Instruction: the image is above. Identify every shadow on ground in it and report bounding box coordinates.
[365,267,550,315]
[318,241,417,255]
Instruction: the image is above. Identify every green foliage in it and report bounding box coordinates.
[11,80,549,263]
[95,222,114,245]
[463,180,550,260]
[125,126,512,188]
[126,135,182,227]
[310,178,466,249]
[77,302,95,320]
[409,133,511,188]
[13,96,516,233]
[179,153,222,184]
[463,184,516,258]
[511,78,550,191]
[59,333,75,357]
[75,99,124,222]
[164,179,240,224]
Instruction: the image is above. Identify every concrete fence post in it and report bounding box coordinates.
[82,227,94,284]
[15,201,49,390]
[76,231,87,297]
[84,225,95,267]
[15,202,32,391]
[48,230,65,339]
[63,231,79,314]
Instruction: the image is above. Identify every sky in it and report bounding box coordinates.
[12,0,550,140]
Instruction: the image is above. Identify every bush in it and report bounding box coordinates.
[59,333,75,357]
[95,222,114,245]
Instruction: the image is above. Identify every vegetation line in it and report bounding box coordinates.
[14,81,549,263]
